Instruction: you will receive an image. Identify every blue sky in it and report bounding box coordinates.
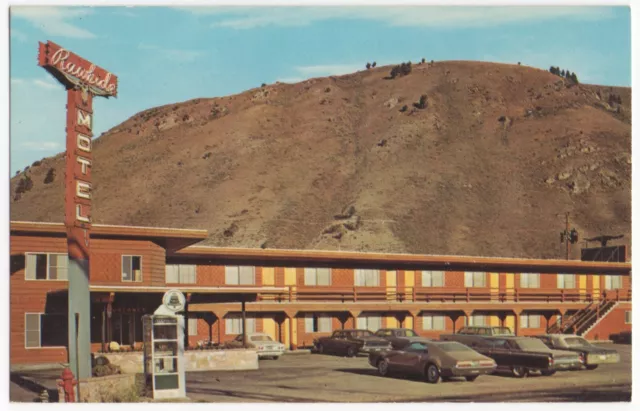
[8,5,631,174]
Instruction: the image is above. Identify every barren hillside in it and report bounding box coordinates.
[10,61,631,259]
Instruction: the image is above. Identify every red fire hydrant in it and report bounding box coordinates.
[57,368,77,403]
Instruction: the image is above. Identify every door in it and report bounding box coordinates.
[579,275,587,301]
[505,273,515,300]
[490,273,499,301]
[592,275,600,301]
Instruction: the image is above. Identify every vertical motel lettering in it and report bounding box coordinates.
[75,108,92,224]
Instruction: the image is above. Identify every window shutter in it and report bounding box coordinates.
[423,315,432,330]
[166,265,178,283]
[225,318,234,334]
[354,269,364,286]
[473,272,485,287]
[304,268,316,286]
[318,268,331,286]
[434,271,444,287]
[520,274,527,288]
[225,267,239,285]
[531,315,540,328]
[25,254,37,280]
[58,254,68,280]
[356,317,366,329]
[422,271,432,287]
[319,316,332,332]
[557,274,564,289]
[122,256,131,281]
[604,275,612,290]
[464,272,472,287]
[369,270,380,286]
[25,313,41,348]
[305,315,314,332]
[188,318,198,335]
[239,266,254,285]
[532,274,540,288]
[568,275,576,288]
[521,315,528,329]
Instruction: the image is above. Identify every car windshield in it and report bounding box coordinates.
[251,335,273,342]
[398,329,418,337]
[564,337,590,348]
[492,327,513,336]
[352,330,374,338]
[438,342,473,352]
[515,339,550,351]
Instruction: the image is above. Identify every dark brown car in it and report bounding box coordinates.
[368,341,496,384]
[314,329,391,357]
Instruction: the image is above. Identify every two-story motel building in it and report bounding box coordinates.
[10,221,631,366]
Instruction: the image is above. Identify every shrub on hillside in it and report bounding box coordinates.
[43,168,55,184]
[389,62,412,79]
[413,94,428,109]
[366,62,371,69]
[372,62,377,68]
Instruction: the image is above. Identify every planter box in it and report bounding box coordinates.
[57,373,136,403]
[100,349,259,374]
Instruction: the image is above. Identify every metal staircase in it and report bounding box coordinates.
[547,298,618,336]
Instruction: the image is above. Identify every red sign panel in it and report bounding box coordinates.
[38,40,118,97]
[37,41,118,261]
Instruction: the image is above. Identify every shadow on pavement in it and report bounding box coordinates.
[10,373,59,402]
[392,383,632,402]
[187,386,332,403]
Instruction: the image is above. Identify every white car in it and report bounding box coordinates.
[234,333,286,359]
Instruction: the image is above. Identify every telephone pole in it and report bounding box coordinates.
[558,212,579,260]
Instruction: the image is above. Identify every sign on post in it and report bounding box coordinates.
[37,40,118,379]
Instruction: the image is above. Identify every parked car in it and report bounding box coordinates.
[440,333,582,377]
[233,333,286,359]
[533,334,620,370]
[374,328,432,349]
[314,329,391,357]
[368,341,497,384]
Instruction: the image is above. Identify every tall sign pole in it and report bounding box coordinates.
[38,41,118,379]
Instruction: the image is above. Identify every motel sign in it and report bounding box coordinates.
[37,40,118,379]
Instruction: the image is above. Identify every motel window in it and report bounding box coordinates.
[520,314,541,329]
[25,253,68,281]
[422,271,445,287]
[225,315,256,335]
[604,275,623,290]
[356,315,382,332]
[225,266,255,285]
[305,314,332,333]
[422,314,446,331]
[354,269,380,287]
[464,272,486,287]
[557,274,576,289]
[188,318,198,335]
[625,311,631,324]
[304,268,331,286]
[122,256,142,282]
[166,265,196,284]
[464,315,485,326]
[519,273,540,288]
[25,313,68,348]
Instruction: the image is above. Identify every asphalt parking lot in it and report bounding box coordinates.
[10,343,631,402]
[186,343,632,402]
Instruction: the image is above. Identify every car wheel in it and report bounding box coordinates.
[317,344,324,354]
[511,366,528,378]
[541,370,556,376]
[425,364,440,384]
[378,359,390,377]
[465,376,478,382]
[586,365,598,371]
[346,346,357,358]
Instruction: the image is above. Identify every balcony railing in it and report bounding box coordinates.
[256,286,632,304]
